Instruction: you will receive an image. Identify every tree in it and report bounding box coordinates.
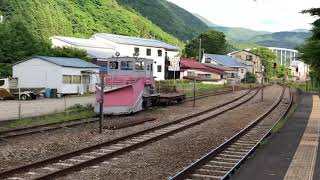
[184,30,227,59]
[250,47,277,79]
[0,19,89,77]
[299,8,320,86]
[241,72,257,83]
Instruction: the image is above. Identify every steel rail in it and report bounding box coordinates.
[0,88,240,139]
[0,88,260,179]
[169,86,292,180]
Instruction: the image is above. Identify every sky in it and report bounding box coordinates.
[167,0,320,32]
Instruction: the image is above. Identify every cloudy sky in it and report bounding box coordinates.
[167,0,320,32]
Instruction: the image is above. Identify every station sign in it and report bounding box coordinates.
[99,66,108,77]
[168,56,180,71]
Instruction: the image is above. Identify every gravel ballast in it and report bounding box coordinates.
[0,90,247,172]
[59,85,289,180]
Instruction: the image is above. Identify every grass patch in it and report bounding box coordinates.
[1,104,96,130]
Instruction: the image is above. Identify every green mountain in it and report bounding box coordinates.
[248,31,311,49]
[193,13,217,27]
[116,0,209,41]
[193,12,310,49]
[0,0,183,47]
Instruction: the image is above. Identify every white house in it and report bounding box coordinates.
[13,56,100,94]
[202,54,247,80]
[51,33,181,80]
[290,60,309,81]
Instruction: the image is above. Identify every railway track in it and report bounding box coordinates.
[169,86,292,180]
[0,88,243,139]
[0,88,261,180]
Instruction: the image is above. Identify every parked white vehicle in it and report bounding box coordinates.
[0,78,42,100]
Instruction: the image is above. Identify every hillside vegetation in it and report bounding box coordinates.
[248,31,311,49]
[0,0,183,47]
[117,0,209,41]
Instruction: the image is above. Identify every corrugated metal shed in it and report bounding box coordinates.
[204,54,246,68]
[15,56,100,68]
[93,33,180,51]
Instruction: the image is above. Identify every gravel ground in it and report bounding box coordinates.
[0,90,247,172]
[58,85,289,180]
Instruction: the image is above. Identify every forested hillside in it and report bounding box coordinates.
[0,0,183,47]
[249,31,311,49]
[117,0,209,41]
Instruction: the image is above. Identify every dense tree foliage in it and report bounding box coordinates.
[0,0,182,46]
[184,30,227,59]
[299,8,320,85]
[0,20,88,78]
[250,47,276,79]
[241,72,256,83]
[117,0,209,41]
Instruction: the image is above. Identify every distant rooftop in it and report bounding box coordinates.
[93,33,180,51]
[203,63,237,72]
[180,58,224,75]
[15,56,100,68]
[52,36,116,49]
[204,54,246,68]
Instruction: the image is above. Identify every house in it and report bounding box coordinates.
[180,58,227,84]
[202,54,247,80]
[52,33,181,80]
[228,50,263,82]
[13,56,100,95]
[290,60,309,81]
[203,63,238,79]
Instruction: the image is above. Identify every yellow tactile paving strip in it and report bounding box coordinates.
[284,95,320,180]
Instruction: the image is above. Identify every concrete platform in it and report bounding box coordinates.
[232,93,320,180]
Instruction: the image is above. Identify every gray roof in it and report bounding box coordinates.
[52,36,116,49]
[204,54,246,68]
[93,33,180,51]
[15,56,100,68]
[203,63,237,71]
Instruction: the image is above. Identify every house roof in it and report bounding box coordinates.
[203,63,237,72]
[52,36,116,49]
[15,56,100,68]
[93,33,180,51]
[180,58,224,75]
[204,54,246,68]
[228,49,261,57]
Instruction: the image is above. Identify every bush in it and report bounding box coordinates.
[241,72,257,83]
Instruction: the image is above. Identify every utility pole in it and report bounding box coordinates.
[193,76,196,107]
[198,38,202,62]
[99,67,108,133]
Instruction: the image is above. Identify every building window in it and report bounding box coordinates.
[134,47,140,55]
[146,49,152,56]
[246,55,253,60]
[63,75,72,84]
[241,69,244,73]
[158,50,162,57]
[135,61,145,70]
[121,61,134,70]
[72,75,81,84]
[157,65,162,72]
[109,61,119,69]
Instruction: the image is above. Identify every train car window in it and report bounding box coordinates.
[121,61,134,70]
[109,61,119,69]
[135,61,145,70]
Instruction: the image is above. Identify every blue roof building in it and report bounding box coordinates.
[202,54,246,68]
[202,54,248,80]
